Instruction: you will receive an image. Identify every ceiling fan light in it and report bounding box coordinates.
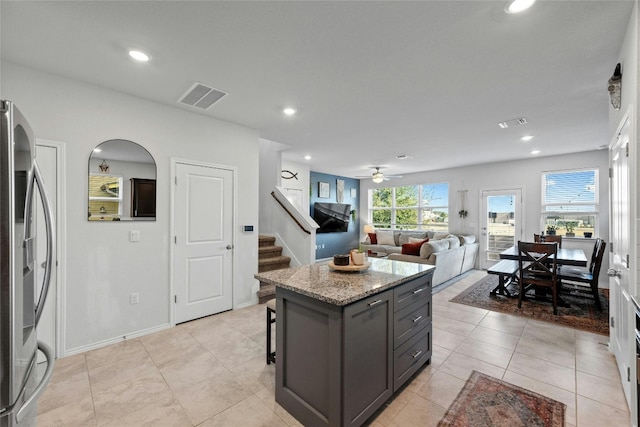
[506,0,536,14]
[372,173,384,183]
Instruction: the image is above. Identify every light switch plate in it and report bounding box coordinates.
[130,230,140,242]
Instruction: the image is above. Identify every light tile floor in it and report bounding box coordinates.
[37,270,631,426]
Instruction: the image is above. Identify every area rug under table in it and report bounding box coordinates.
[438,370,565,427]
[449,274,609,335]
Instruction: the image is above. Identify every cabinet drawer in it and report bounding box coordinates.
[393,324,431,392]
[394,298,431,349]
[394,275,431,313]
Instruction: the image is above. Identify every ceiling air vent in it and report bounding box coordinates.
[498,117,528,128]
[178,82,227,110]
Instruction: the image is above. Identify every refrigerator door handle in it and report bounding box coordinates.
[24,161,55,326]
[15,341,55,423]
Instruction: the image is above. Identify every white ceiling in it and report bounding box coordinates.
[0,1,633,179]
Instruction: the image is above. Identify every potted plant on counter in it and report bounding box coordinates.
[546,224,558,236]
[350,244,366,265]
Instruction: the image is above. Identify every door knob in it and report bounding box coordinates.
[607,268,621,277]
[226,244,234,250]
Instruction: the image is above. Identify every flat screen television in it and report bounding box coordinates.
[313,202,351,233]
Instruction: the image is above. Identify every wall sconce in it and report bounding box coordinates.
[608,63,622,110]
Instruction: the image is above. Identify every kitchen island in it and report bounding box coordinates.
[255,258,435,427]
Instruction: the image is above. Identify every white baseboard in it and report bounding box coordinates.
[62,323,172,357]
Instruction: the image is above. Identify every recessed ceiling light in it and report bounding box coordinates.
[521,135,534,142]
[283,107,296,116]
[531,150,540,155]
[93,148,102,153]
[506,0,536,14]
[304,155,311,160]
[128,50,150,62]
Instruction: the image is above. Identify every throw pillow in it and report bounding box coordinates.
[376,230,395,246]
[401,239,429,256]
[445,235,461,249]
[461,235,476,245]
[368,233,378,244]
[408,237,428,243]
[398,231,427,245]
[419,240,449,259]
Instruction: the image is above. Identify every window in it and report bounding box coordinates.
[370,182,449,231]
[541,168,598,237]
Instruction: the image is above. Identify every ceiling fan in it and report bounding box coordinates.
[356,167,403,183]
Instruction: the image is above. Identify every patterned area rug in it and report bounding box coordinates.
[450,274,609,335]
[438,371,565,427]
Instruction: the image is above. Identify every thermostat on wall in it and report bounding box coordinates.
[243,225,254,232]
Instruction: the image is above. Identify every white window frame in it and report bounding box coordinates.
[369,182,449,230]
[541,167,599,236]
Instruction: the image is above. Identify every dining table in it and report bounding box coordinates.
[491,245,588,301]
[499,245,588,267]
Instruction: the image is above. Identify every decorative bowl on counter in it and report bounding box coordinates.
[333,254,350,266]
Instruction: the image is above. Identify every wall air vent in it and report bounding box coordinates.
[498,117,528,128]
[178,82,227,110]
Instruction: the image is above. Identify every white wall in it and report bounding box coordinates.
[281,159,310,210]
[258,138,283,235]
[359,149,609,268]
[2,61,260,354]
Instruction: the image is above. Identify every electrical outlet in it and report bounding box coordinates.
[129,230,140,242]
[130,293,139,304]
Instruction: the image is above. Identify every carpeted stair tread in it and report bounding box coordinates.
[257,235,290,303]
[259,245,283,259]
[257,283,276,304]
[258,235,276,248]
[258,256,291,272]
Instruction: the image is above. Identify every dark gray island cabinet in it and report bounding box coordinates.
[255,259,435,427]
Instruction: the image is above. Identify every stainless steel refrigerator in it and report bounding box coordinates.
[0,101,55,426]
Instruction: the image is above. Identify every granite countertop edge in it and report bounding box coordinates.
[254,264,434,306]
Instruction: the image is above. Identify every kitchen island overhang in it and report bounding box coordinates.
[255,258,435,427]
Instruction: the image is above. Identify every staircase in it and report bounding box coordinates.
[257,235,291,303]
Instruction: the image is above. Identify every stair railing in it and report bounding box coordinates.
[271,191,312,234]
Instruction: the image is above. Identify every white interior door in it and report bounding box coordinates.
[173,162,234,324]
[35,141,61,361]
[609,114,631,405]
[479,189,522,269]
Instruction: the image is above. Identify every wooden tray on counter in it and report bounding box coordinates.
[328,261,371,272]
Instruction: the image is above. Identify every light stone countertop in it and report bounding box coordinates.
[254,258,435,306]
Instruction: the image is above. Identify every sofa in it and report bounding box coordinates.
[361,230,479,287]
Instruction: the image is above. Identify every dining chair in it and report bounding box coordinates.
[534,234,562,248]
[517,241,560,315]
[558,238,606,311]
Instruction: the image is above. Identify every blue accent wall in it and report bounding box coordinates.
[310,172,360,260]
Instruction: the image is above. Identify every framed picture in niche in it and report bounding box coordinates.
[318,181,330,198]
[350,188,357,198]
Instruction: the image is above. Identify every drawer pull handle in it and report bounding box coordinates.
[368,299,383,307]
[412,315,423,323]
[412,288,425,294]
[411,350,422,359]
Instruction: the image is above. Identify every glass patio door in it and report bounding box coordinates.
[480,189,522,269]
